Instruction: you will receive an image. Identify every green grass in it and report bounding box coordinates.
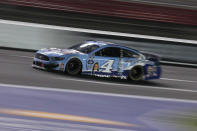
[151,110,197,131]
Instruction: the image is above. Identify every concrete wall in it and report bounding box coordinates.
[0,22,197,64]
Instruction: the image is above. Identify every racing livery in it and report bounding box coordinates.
[32,41,161,80]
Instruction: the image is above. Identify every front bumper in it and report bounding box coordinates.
[32,60,59,70]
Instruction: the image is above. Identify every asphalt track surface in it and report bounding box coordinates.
[1,49,197,100]
[0,84,197,131]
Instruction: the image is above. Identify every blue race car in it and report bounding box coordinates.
[33,41,161,81]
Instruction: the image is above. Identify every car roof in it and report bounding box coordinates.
[85,40,128,48]
[85,40,113,47]
[85,40,138,51]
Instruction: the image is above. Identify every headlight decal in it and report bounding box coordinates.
[51,57,65,61]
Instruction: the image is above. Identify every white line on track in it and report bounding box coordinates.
[54,77,197,93]
[0,53,33,59]
[0,117,133,131]
[160,60,197,67]
[0,19,197,45]
[0,83,197,104]
[161,78,197,83]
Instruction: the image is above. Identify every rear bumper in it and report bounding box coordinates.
[144,65,161,80]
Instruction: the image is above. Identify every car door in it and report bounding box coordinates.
[88,47,121,76]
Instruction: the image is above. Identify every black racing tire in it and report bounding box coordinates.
[65,58,82,75]
[128,66,144,81]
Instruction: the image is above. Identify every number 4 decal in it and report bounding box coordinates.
[101,60,114,73]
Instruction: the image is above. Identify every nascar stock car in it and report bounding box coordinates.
[32,40,161,81]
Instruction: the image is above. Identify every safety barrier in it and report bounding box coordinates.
[0,19,197,66]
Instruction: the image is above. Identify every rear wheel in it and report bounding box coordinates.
[128,66,144,81]
[65,58,82,75]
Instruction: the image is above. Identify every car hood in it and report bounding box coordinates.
[37,48,81,57]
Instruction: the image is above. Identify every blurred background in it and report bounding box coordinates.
[0,0,197,130]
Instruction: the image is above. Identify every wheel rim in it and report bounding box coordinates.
[68,60,79,72]
[66,58,82,75]
[130,66,143,80]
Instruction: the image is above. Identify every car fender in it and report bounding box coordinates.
[63,55,83,72]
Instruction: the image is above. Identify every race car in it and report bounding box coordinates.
[32,40,161,81]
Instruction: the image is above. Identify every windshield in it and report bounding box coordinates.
[69,43,100,54]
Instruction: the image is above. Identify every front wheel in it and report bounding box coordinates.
[128,66,144,81]
[65,58,82,75]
